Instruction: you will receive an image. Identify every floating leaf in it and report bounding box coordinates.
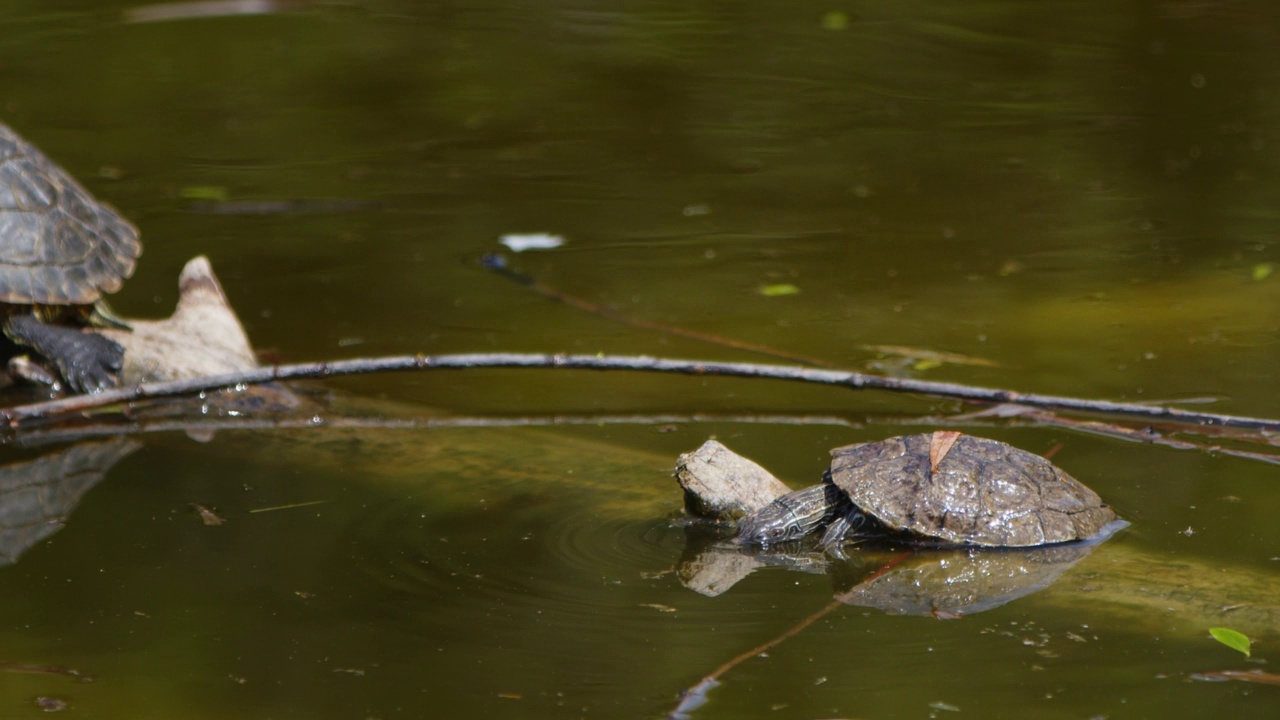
[862,344,1000,368]
[821,11,849,31]
[1252,263,1274,281]
[759,284,800,297]
[1209,627,1251,657]
[189,503,225,526]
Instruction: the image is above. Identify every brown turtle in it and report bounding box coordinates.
[0,121,142,392]
[736,432,1118,550]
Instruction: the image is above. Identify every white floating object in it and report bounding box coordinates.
[499,233,565,252]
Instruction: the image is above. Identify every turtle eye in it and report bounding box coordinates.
[767,527,785,540]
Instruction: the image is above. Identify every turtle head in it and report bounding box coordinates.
[736,510,807,545]
[736,484,841,546]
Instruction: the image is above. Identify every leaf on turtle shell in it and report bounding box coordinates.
[1208,627,1251,657]
[929,431,962,472]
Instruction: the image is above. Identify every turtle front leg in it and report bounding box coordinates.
[4,314,126,393]
[818,508,867,559]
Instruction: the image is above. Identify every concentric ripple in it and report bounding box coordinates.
[342,494,689,636]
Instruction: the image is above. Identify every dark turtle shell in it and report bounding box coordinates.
[828,433,1117,547]
[0,123,141,306]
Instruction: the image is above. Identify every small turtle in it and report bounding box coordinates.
[0,122,142,392]
[737,432,1118,550]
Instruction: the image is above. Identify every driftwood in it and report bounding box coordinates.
[674,440,792,519]
[0,255,298,434]
[97,255,259,384]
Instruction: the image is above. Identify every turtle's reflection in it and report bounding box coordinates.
[678,520,1126,617]
[0,438,139,566]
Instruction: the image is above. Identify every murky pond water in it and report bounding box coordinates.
[2,1,1280,717]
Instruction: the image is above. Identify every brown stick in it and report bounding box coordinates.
[6,352,1280,433]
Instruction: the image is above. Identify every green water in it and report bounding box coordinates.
[2,1,1280,717]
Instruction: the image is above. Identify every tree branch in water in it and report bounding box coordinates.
[5,352,1280,435]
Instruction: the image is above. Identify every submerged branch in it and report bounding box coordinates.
[16,402,1280,466]
[669,551,913,719]
[482,253,837,367]
[5,353,1280,434]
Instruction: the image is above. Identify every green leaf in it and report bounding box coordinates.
[1209,627,1251,657]
[759,284,800,297]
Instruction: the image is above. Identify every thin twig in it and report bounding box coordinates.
[482,253,836,367]
[483,254,1002,370]
[6,353,1280,434]
[938,405,1280,465]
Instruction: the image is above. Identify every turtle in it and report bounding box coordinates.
[736,432,1118,551]
[0,121,142,393]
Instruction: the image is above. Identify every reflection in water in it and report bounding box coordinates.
[833,522,1128,617]
[123,0,295,25]
[0,438,139,566]
[678,520,1127,617]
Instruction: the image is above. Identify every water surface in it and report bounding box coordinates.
[2,1,1279,717]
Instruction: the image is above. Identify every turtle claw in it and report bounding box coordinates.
[57,334,125,393]
[4,314,124,394]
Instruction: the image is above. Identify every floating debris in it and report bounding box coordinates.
[249,499,330,514]
[190,503,225,526]
[499,233,565,252]
[758,283,800,297]
[1208,627,1251,657]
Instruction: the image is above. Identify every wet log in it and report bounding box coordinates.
[674,439,791,520]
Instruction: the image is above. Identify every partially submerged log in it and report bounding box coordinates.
[98,256,259,385]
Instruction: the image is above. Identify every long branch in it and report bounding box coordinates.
[4,352,1280,432]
